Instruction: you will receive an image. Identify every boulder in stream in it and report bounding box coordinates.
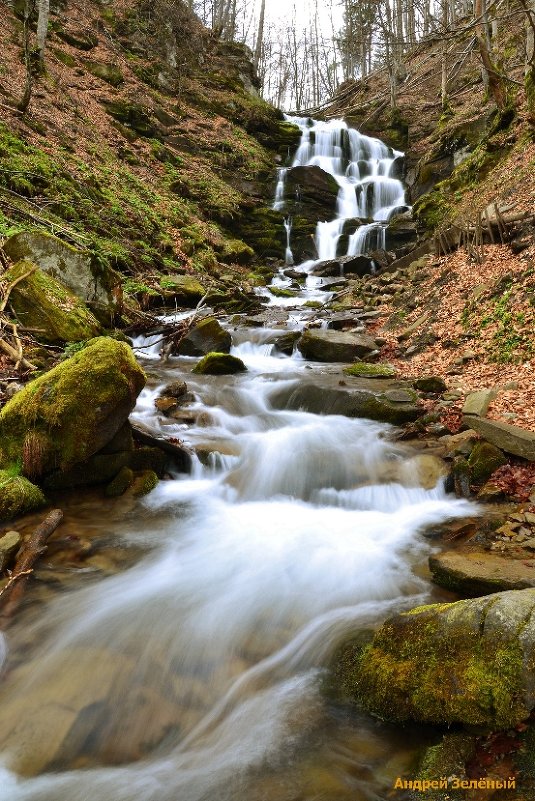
[0,337,146,481]
[0,472,46,523]
[298,329,378,362]
[193,352,247,375]
[335,588,535,728]
[174,317,231,357]
[270,383,421,425]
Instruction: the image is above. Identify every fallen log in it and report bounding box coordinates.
[0,508,63,628]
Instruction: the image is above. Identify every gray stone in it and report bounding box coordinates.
[430,550,535,596]
[462,389,498,417]
[0,530,21,572]
[464,416,535,461]
[2,232,121,324]
[175,317,231,357]
[298,329,377,362]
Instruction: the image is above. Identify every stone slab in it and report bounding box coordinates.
[462,389,498,417]
[430,549,535,597]
[463,415,535,461]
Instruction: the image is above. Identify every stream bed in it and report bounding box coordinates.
[0,117,475,800]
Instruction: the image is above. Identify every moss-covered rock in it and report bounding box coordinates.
[3,260,101,344]
[0,471,46,522]
[101,100,158,138]
[175,317,231,356]
[132,469,159,497]
[81,60,124,87]
[3,232,122,324]
[0,337,145,478]
[160,275,206,307]
[105,466,134,497]
[215,238,254,265]
[192,352,247,375]
[337,589,535,729]
[344,362,397,378]
[467,441,507,484]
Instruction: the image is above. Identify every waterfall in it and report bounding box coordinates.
[283,216,294,265]
[274,116,408,262]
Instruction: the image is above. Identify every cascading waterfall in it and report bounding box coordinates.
[275,116,408,263]
[283,216,293,265]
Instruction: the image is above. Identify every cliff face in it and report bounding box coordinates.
[0,0,299,310]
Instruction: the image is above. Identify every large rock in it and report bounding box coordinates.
[336,589,535,728]
[175,317,231,356]
[298,329,378,362]
[160,275,206,307]
[270,383,421,425]
[192,352,247,375]
[4,261,101,344]
[0,338,146,479]
[311,254,374,277]
[463,416,535,461]
[3,232,121,324]
[285,166,339,214]
[430,549,535,596]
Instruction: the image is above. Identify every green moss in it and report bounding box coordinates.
[343,362,396,378]
[132,469,159,497]
[192,352,247,375]
[4,260,101,344]
[468,441,507,484]
[105,466,134,497]
[0,337,146,476]
[347,601,529,728]
[268,286,298,298]
[0,471,46,522]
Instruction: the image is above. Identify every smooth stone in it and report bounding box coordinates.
[463,416,535,461]
[430,549,535,596]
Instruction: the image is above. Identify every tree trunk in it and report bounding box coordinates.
[474,0,506,107]
[36,0,49,67]
[253,0,265,70]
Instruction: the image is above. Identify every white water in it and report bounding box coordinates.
[0,335,475,801]
[275,117,407,267]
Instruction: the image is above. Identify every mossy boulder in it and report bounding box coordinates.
[215,238,254,265]
[192,352,247,375]
[160,275,206,307]
[3,232,122,324]
[344,362,396,378]
[175,317,231,357]
[104,466,134,497]
[101,100,157,138]
[467,441,507,484]
[337,589,535,729]
[3,260,101,344]
[81,60,124,87]
[298,329,378,362]
[132,470,159,497]
[0,471,46,522]
[0,337,145,479]
[270,330,300,355]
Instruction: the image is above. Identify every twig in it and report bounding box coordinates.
[0,265,37,313]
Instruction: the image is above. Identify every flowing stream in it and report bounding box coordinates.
[0,120,474,801]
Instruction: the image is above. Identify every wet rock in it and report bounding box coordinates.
[0,337,145,479]
[452,456,471,498]
[131,423,192,473]
[0,472,46,522]
[336,589,535,728]
[100,422,134,454]
[270,383,422,425]
[467,441,507,484]
[104,466,134,498]
[298,329,378,362]
[270,331,300,356]
[3,231,121,324]
[3,260,101,344]
[44,452,132,490]
[430,550,535,596]
[0,530,22,571]
[286,165,339,213]
[132,469,159,497]
[312,254,374,277]
[463,416,535,461]
[192,352,247,375]
[161,380,189,400]
[175,317,231,357]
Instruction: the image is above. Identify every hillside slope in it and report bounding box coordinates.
[0,0,297,321]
